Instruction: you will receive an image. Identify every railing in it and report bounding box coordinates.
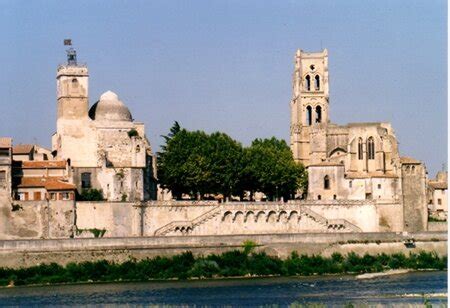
[154,205,221,236]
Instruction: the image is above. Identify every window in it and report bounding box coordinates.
[438,199,442,205]
[0,171,5,183]
[349,181,352,188]
[61,192,70,200]
[0,149,8,156]
[306,106,312,126]
[324,175,330,190]
[81,172,91,189]
[305,75,311,91]
[136,145,141,153]
[315,106,322,123]
[367,137,375,160]
[377,184,381,189]
[49,193,57,200]
[317,195,321,200]
[358,138,363,160]
[315,75,320,90]
[333,194,337,200]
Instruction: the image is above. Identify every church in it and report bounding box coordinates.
[290,49,430,231]
[51,48,157,201]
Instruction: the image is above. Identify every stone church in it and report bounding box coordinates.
[290,49,428,231]
[52,48,157,201]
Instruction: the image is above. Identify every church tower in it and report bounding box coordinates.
[56,47,89,123]
[53,45,97,167]
[290,49,329,166]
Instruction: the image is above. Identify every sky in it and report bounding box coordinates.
[0,0,447,176]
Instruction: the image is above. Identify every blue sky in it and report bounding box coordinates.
[0,0,447,175]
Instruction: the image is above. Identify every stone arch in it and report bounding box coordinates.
[266,211,277,223]
[288,211,299,223]
[222,211,233,222]
[256,211,266,223]
[278,211,288,223]
[329,147,347,157]
[233,211,244,223]
[245,211,255,223]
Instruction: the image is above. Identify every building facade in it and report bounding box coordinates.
[290,49,430,231]
[51,48,157,201]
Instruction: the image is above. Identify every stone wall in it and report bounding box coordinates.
[0,197,74,240]
[0,199,435,240]
[0,231,445,269]
[428,221,447,232]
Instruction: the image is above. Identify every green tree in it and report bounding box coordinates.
[157,123,244,199]
[244,137,306,200]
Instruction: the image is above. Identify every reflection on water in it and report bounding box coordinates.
[0,271,446,306]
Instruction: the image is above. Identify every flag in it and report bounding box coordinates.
[64,39,72,46]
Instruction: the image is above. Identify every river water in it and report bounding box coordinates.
[0,271,447,306]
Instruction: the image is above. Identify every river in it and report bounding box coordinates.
[0,271,446,306]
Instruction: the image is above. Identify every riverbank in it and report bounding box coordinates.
[0,247,446,287]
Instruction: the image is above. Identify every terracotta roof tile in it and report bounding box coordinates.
[429,181,448,190]
[400,156,421,164]
[16,177,76,191]
[0,138,12,148]
[13,160,67,169]
[13,144,34,154]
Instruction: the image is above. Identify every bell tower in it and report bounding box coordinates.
[56,44,89,123]
[290,49,329,166]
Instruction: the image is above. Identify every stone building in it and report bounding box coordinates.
[428,171,448,216]
[51,48,157,201]
[0,138,12,197]
[12,160,76,201]
[290,49,429,231]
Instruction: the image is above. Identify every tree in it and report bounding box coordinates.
[157,123,244,199]
[244,137,306,200]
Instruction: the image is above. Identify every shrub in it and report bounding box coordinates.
[127,129,139,138]
[78,189,104,201]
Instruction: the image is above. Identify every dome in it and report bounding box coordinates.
[89,91,133,122]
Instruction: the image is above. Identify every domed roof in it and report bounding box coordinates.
[89,91,132,122]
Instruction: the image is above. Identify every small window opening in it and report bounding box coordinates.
[438,199,442,205]
[324,175,330,190]
[333,194,337,200]
[358,138,363,160]
[315,106,322,123]
[315,75,320,90]
[317,195,321,200]
[377,184,381,189]
[349,181,352,188]
[306,106,312,126]
[305,75,311,91]
[367,137,375,160]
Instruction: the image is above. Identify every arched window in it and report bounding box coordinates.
[315,75,320,90]
[367,137,375,160]
[358,138,363,160]
[306,106,312,126]
[324,175,330,190]
[305,75,311,91]
[315,106,322,123]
